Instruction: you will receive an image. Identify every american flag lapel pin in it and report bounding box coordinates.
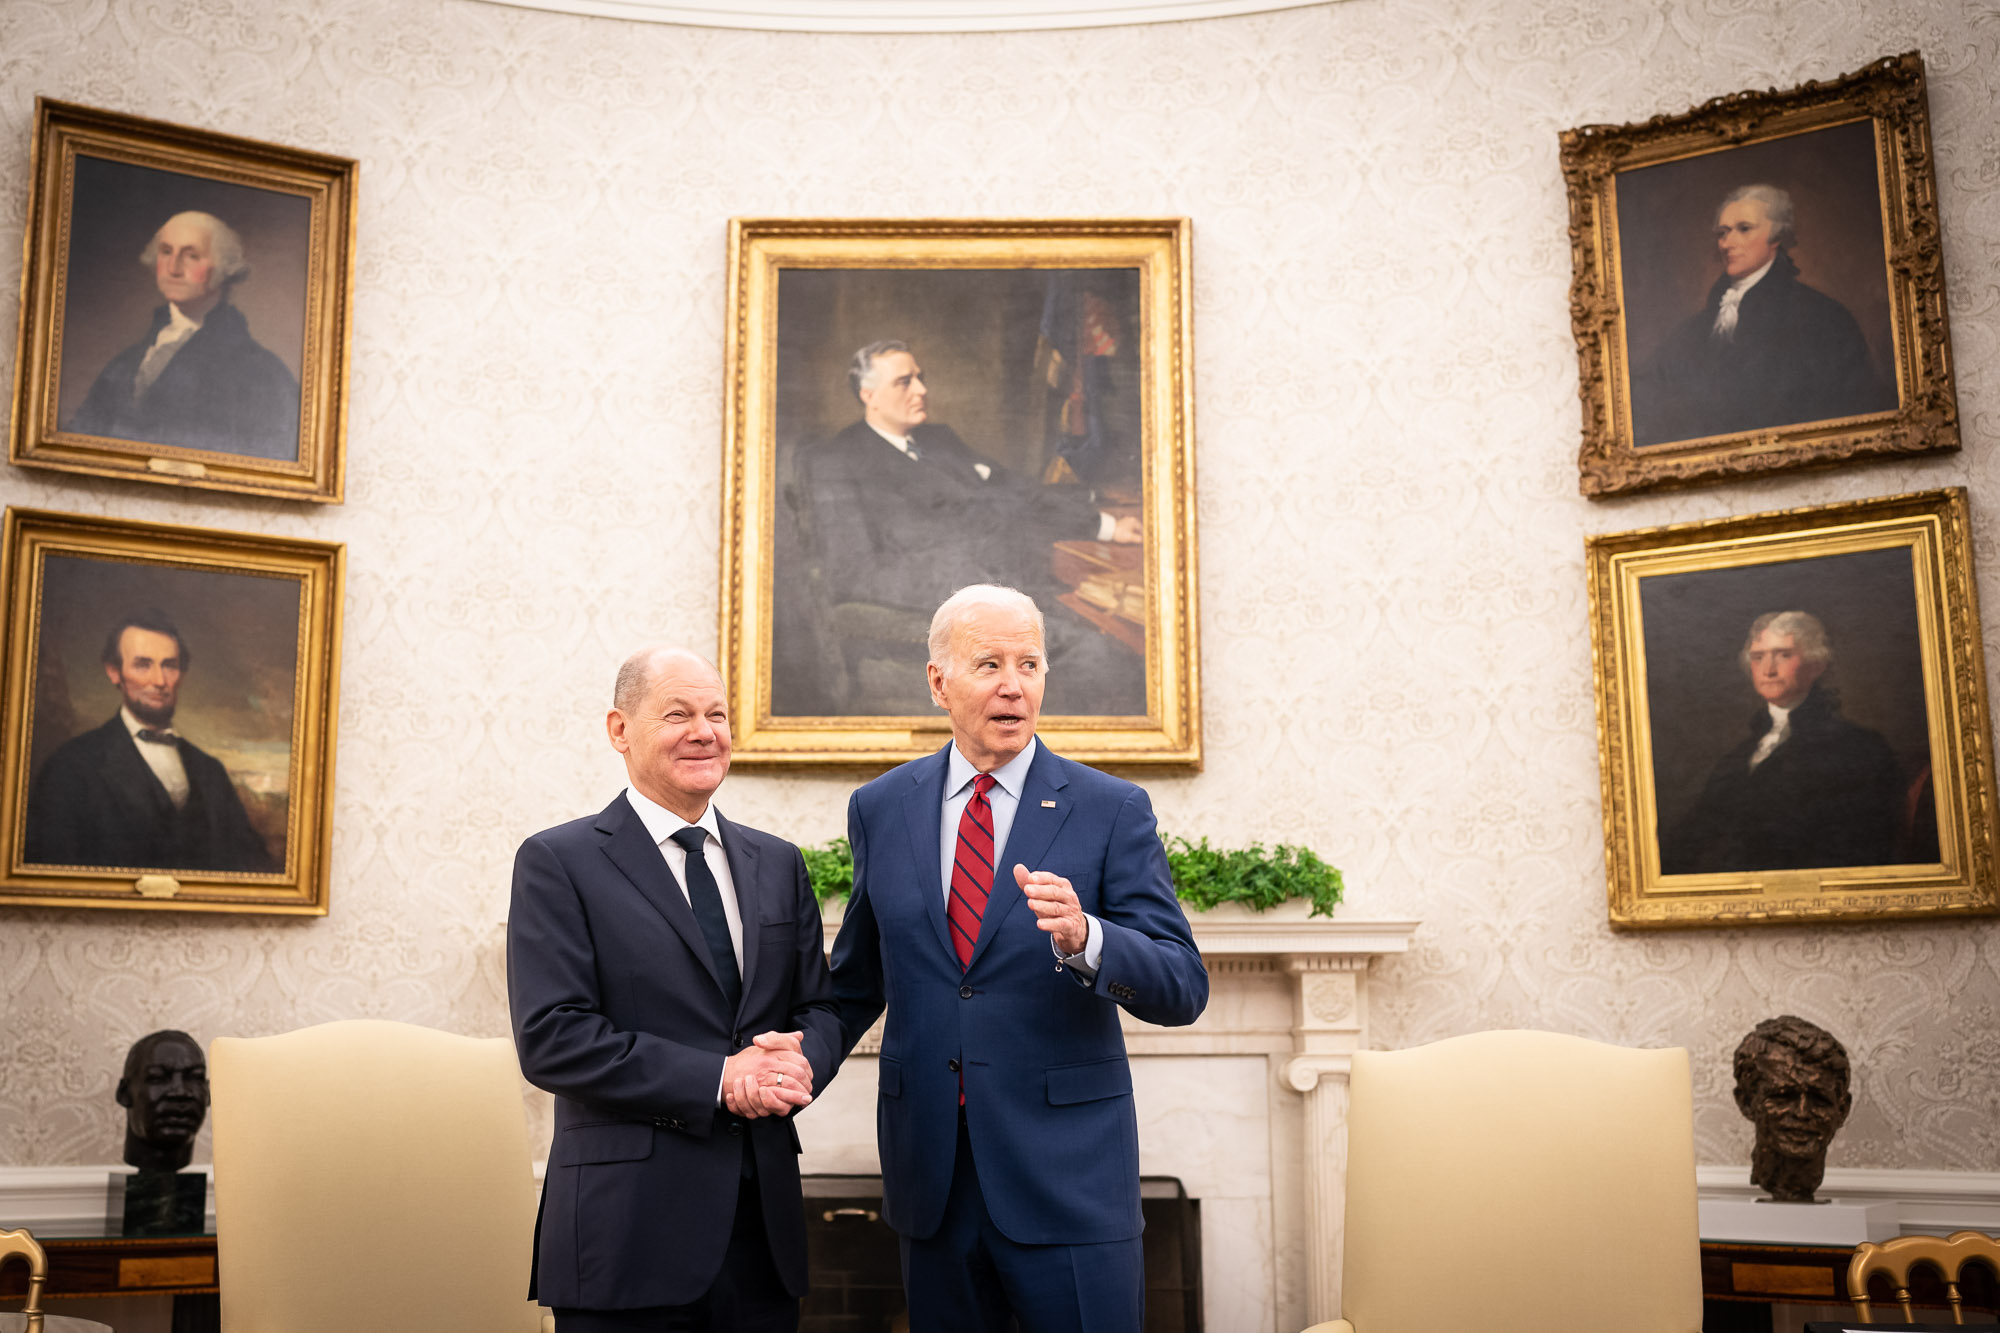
[1041,800,1057,808]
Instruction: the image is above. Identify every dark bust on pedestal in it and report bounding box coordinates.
[1732,1014,1852,1203]
[116,1029,210,1234]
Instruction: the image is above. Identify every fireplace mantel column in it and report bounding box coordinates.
[1278,955,1373,1326]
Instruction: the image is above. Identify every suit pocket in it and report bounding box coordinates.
[554,1120,654,1165]
[1046,1056,1132,1105]
[879,1055,902,1098]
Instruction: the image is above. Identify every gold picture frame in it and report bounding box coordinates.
[719,218,1200,767]
[0,508,344,914]
[10,99,357,502]
[1562,52,1956,497]
[1588,488,1997,928]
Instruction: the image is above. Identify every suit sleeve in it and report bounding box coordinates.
[781,843,845,1094]
[507,833,730,1130]
[1089,786,1209,1028]
[828,791,887,1059]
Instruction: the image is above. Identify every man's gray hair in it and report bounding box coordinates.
[612,645,717,711]
[138,211,250,285]
[1740,610,1832,673]
[1718,184,1796,250]
[848,339,911,400]
[927,585,1047,676]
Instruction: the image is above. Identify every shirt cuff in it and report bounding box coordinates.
[1054,914,1104,979]
[1096,511,1116,542]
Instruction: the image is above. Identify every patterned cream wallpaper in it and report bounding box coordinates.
[0,0,1997,1176]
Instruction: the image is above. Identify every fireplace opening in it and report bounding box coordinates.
[802,1175,1204,1332]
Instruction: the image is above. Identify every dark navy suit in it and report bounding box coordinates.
[507,795,839,1314]
[830,742,1207,1327]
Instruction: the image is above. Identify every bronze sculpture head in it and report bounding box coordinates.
[116,1030,209,1172]
[1732,1015,1852,1203]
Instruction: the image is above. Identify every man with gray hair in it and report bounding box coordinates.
[67,209,301,459]
[1632,182,1893,447]
[1662,609,1903,873]
[829,584,1206,1332]
[507,645,839,1329]
[785,340,1145,715]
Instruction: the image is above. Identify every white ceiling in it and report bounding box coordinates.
[478,0,1336,33]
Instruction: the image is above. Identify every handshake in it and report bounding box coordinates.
[722,1031,815,1118]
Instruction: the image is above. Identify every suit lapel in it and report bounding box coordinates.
[593,796,727,999]
[902,746,955,961]
[968,742,1073,970]
[716,811,762,1018]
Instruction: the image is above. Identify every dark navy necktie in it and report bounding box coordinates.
[669,826,741,1014]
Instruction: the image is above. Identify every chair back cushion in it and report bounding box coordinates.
[1341,1029,1701,1333]
[211,1019,544,1333]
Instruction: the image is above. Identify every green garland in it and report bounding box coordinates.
[800,833,1342,918]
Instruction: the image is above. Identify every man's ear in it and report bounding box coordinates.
[605,708,629,755]
[104,662,123,687]
[115,1079,134,1109]
[926,662,948,711]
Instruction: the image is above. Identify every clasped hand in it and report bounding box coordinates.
[723,1030,814,1119]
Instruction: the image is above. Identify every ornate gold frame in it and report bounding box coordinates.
[719,218,1200,767]
[1562,53,1956,497]
[0,508,344,914]
[10,99,357,503]
[1588,489,1997,928]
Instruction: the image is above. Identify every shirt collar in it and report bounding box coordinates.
[624,785,722,848]
[947,736,1037,802]
[119,707,175,740]
[163,302,204,334]
[1766,701,1793,726]
[867,421,918,456]
[1728,256,1777,295]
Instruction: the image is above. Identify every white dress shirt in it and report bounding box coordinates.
[622,787,744,972]
[623,787,744,1107]
[121,707,189,809]
[941,737,1103,976]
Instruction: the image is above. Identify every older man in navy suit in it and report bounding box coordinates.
[830,584,1208,1333]
[508,646,839,1331]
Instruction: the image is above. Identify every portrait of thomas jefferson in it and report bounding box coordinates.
[62,208,301,460]
[1660,610,1906,874]
[1629,183,1898,447]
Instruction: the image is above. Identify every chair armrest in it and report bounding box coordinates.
[1300,1323,1355,1333]
[541,1315,555,1333]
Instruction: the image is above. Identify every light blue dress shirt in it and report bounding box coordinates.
[940,737,1103,976]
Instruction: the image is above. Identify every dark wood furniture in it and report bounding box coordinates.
[0,1220,217,1333]
[1700,1237,2000,1331]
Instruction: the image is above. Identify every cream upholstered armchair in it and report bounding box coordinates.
[210,1019,548,1333]
[1306,1029,1702,1333]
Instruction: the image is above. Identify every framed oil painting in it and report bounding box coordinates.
[0,508,344,914]
[10,99,356,502]
[1562,53,1956,496]
[1588,489,1998,928]
[719,218,1200,767]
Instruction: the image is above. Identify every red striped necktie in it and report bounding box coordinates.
[946,774,997,969]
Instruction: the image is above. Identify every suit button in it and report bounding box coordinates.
[959,985,974,999]
[728,1122,742,1135]
[948,1059,961,1073]
[733,1032,744,1047]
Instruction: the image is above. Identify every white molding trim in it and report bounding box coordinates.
[477,0,1339,33]
[0,1164,213,1227]
[1697,1165,2000,1236]
[819,899,1420,956]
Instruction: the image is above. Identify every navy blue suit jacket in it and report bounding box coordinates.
[507,795,839,1309]
[829,743,1207,1245]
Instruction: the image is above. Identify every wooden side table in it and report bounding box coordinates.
[0,1223,217,1333]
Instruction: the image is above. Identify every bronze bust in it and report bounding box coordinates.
[116,1029,209,1173]
[1732,1015,1852,1203]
